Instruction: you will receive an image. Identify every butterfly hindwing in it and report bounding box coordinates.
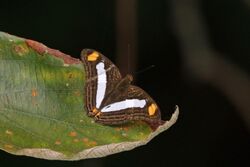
[96,85,162,127]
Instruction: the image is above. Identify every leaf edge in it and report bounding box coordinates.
[10,106,179,161]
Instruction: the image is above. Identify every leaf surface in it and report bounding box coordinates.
[0,32,179,160]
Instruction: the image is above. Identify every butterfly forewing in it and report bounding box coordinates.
[81,49,122,115]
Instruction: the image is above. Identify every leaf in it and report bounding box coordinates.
[0,32,179,160]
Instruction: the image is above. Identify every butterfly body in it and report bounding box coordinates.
[81,49,163,128]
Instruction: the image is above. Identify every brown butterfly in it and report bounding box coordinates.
[81,49,163,129]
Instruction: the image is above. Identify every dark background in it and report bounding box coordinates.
[0,0,249,166]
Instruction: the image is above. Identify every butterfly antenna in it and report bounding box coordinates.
[127,43,131,74]
[134,65,155,75]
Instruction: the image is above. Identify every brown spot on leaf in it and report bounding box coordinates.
[123,127,129,131]
[115,127,121,132]
[31,89,38,97]
[25,39,81,64]
[68,73,73,79]
[139,132,144,136]
[84,139,97,147]
[69,131,77,137]
[74,90,81,96]
[82,137,89,143]
[55,140,61,145]
[13,44,29,56]
[4,144,13,150]
[89,141,97,147]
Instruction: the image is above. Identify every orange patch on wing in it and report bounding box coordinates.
[69,131,77,137]
[148,103,157,116]
[87,51,99,61]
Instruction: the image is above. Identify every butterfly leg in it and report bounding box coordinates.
[87,107,99,116]
[95,112,101,119]
[89,107,102,119]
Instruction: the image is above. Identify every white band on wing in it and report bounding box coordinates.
[96,62,107,108]
[101,99,146,112]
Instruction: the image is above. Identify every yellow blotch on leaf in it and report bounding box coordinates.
[83,139,97,147]
[5,130,13,136]
[89,141,97,147]
[74,90,81,96]
[73,139,79,143]
[148,103,157,116]
[87,51,99,61]
[68,72,73,79]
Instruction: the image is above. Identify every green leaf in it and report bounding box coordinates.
[0,32,179,160]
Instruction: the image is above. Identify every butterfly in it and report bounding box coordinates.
[81,49,163,129]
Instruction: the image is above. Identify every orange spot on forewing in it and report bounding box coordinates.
[87,52,99,61]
